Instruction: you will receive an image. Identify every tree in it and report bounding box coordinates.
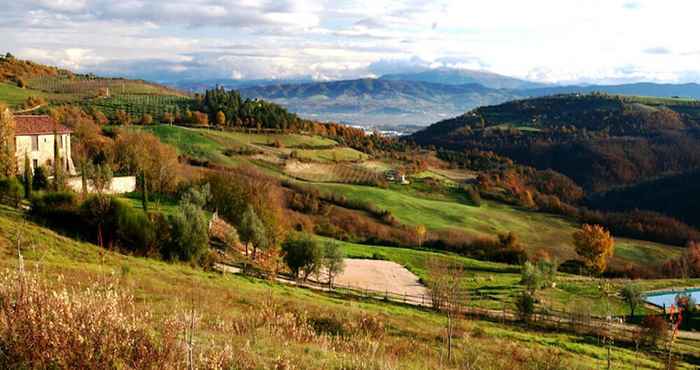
[573,224,615,274]
[323,241,345,288]
[515,291,536,323]
[216,111,226,126]
[427,258,466,362]
[162,112,174,126]
[415,224,427,247]
[520,261,544,293]
[32,166,48,190]
[239,205,268,259]
[140,113,153,125]
[282,234,322,281]
[621,283,643,318]
[113,131,179,195]
[0,106,16,178]
[92,110,109,126]
[52,130,63,192]
[23,153,32,199]
[115,110,131,126]
[165,195,209,261]
[86,162,113,195]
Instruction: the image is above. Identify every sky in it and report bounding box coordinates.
[2,0,700,84]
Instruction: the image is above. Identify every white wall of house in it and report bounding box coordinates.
[66,176,137,195]
[15,133,75,175]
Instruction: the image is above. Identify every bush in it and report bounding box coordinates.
[32,166,49,190]
[515,291,536,322]
[164,201,209,262]
[639,315,668,347]
[0,177,24,208]
[309,315,347,337]
[30,191,81,229]
[80,196,157,253]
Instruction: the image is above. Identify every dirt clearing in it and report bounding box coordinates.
[334,259,429,298]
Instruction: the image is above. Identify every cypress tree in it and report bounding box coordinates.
[23,152,32,198]
[141,171,149,213]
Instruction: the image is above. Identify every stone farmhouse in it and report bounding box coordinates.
[14,115,75,175]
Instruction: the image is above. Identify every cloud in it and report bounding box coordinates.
[3,0,700,84]
[622,1,641,10]
[643,47,672,55]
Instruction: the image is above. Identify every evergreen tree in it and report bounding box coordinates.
[23,152,32,199]
[141,171,148,213]
[32,166,48,190]
[52,131,62,191]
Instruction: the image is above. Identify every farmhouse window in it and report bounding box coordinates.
[31,136,39,151]
[32,159,38,171]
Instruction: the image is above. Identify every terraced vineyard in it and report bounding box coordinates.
[86,94,193,117]
[28,76,187,97]
[284,162,382,184]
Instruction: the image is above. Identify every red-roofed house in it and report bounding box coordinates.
[14,115,75,175]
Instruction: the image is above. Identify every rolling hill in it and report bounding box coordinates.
[410,93,700,192]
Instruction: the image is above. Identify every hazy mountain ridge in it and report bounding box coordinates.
[239,78,521,125]
[227,69,700,126]
[379,68,547,89]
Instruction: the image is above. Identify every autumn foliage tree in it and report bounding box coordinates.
[573,224,615,274]
[0,105,16,177]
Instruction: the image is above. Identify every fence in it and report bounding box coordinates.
[285,275,645,343]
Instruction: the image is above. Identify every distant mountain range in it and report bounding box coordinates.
[238,78,519,126]
[379,68,547,90]
[173,68,700,126]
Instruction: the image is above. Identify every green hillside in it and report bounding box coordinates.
[2,205,699,369]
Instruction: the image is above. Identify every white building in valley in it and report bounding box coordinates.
[14,115,75,175]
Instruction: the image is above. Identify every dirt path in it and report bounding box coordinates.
[333,259,429,297]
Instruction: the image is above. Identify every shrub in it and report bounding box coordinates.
[515,291,536,322]
[0,177,23,208]
[164,200,209,262]
[32,166,49,190]
[30,191,81,230]
[640,315,668,347]
[309,315,347,337]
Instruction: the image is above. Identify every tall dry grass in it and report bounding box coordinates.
[0,268,186,369]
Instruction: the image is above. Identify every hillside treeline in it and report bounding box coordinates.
[437,148,700,247]
[412,94,700,192]
[0,53,72,86]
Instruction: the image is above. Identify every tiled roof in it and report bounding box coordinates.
[14,115,72,136]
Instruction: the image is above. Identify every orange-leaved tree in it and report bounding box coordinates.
[573,224,614,274]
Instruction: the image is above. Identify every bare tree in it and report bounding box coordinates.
[427,258,466,362]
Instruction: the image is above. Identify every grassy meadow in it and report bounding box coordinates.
[2,205,699,369]
[311,182,683,268]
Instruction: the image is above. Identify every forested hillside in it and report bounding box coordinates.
[411,93,700,192]
[587,169,700,228]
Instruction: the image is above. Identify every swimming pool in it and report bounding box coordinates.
[645,288,700,309]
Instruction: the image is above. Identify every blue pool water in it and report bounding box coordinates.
[645,288,700,308]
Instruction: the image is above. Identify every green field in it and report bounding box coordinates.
[310,183,683,267]
[0,82,47,107]
[330,238,700,316]
[2,205,699,369]
[138,125,366,168]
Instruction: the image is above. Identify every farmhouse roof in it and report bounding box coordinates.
[14,115,72,136]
